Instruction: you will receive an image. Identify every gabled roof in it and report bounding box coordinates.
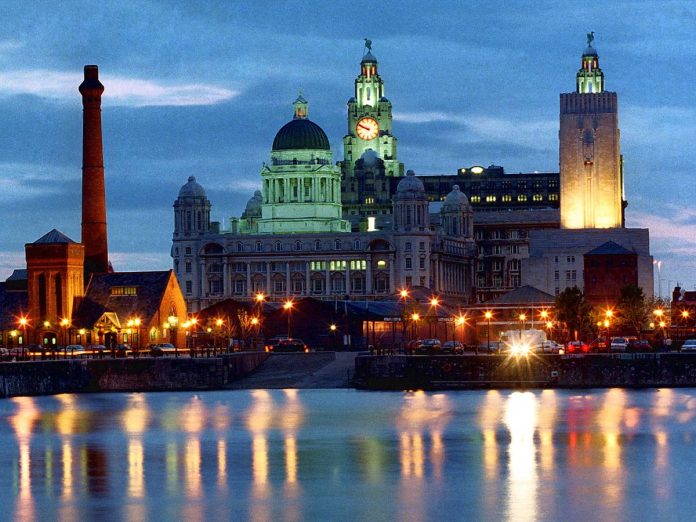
[487,285,555,305]
[72,271,174,328]
[585,240,635,256]
[33,229,77,244]
[7,269,27,281]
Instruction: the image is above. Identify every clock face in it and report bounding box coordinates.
[356,117,379,140]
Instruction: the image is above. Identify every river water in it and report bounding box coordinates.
[1,388,695,521]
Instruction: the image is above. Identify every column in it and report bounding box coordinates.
[246,262,251,297]
[223,259,229,296]
[265,261,271,295]
[199,261,205,297]
[286,263,291,295]
[345,263,350,297]
[388,254,395,294]
[325,264,330,296]
[366,257,373,294]
[305,261,311,296]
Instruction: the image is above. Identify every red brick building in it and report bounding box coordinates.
[583,241,638,306]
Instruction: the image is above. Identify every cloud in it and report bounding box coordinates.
[0,39,22,54]
[0,251,26,281]
[393,110,557,152]
[0,70,239,107]
[109,251,171,273]
[0,162,79,201]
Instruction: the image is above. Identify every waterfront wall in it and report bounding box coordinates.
[354,353,696,390]
[0,352,269,398]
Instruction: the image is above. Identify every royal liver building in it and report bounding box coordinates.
[171,51,476,312]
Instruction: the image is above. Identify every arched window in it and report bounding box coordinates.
[295,241,302,251]
[335,239,341,250]
[237,242,243,252]
[353,239,360,250]
[256,242,262,252]
[315,240,321,250]
[275,241,282,252]
[197,211,202,230]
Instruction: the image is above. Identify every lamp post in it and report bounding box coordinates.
[330,323,337,350]
[518,313,526,331]
[399,289,409,350]
[456,314,466,353]
[429,297,439,339]
[484,311,493,353]
[251,316,260,351]
[18,317,28,357]
[215,318,223,354]
[682,310,690,340]
[411,313,420,346]
[60,318,70,358]
[283,300,293,339]
[168,315,178,356]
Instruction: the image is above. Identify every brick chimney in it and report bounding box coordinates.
[79,65,109,280]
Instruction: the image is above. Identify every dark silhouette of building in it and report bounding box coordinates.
[583,241,638,306]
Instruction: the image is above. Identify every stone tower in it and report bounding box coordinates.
[79,65,110,279]
[25,229,84,344]
[559,35,624,229]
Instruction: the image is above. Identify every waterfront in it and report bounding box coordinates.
[1,389,696,521]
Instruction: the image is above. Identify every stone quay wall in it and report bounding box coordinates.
[354,353,696,390]
[0,352,269,398]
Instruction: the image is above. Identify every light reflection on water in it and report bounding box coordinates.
[3,388,696,520]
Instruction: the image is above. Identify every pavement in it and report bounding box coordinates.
[226,351,360,389]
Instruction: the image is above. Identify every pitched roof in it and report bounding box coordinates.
[33,229,77,244]
[487,285,556,305]
[585,240,635,256]
[72,271,174,328]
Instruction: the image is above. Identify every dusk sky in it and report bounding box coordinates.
[1,1,694,294]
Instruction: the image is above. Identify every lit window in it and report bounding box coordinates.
[111,286,138,296]
[502,195,512,202]
[485,195,496,203]
[377,260,387,268]
[533,194,543,201]
[517,194,527,202]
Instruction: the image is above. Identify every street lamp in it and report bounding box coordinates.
[168,315,178,356]
[518,313,526,331]
[455,314,466,352]
[60,318,70,355]
[411,312,420,343]
[284,300,294,339]
[682,310,691,340]
[429,297,440,338]
[399,289,409,350]
[330,323,337,350]
[18,317,28,353]
[215,317,223,353]
[251,316,260,351]
[484,311,493,353]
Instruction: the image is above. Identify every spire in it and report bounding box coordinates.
[293,92,308,120]
[576,32,604,93]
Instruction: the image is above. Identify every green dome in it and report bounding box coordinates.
[272,118,330,151]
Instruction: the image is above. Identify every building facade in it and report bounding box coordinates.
[172,100,476,312]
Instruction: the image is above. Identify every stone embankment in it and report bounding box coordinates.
[354,353,696,390]
[0,353,269,398]
[0,351,359,398]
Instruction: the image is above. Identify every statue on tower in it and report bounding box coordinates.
[364,38,372,52]
[587,31,594,46]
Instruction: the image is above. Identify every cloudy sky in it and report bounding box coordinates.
[0,0,694,294]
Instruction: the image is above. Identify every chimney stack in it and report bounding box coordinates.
[79,65,109,279]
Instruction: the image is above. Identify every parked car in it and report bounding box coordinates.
[627,339,652,352]
[0,347,9,360]
[610,337,629,352]
[441,340,464,354]
[416,339,442,354]
[265,338,308,353]
[66,344,90,357]
[590,337,610,353]
[150,343,177,357]
[541,340,563,354]
[566,341,590,354]
[681,339,696,352]
[8,347,29,360]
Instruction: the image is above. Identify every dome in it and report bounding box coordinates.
[361,51,377,63]
[272,118,330,151]
[244,190,263,216]
[442,185,471,209]
[395,170,425,198]
[583,44,598,57]
[178,176,206,198]
[360,149,379,168]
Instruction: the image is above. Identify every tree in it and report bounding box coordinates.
[617,284,648,336]
[555,286,594,341]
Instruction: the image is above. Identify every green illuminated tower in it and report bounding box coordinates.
[341,42,404,230]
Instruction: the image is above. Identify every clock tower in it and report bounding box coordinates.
[341,41,404,229]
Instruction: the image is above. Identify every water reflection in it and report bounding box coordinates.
[4,389,696,521]
[9,396,39,520]
[504,392,538,522]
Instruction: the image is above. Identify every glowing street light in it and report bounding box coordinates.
[284,300,294,338]
[484,311,493,353]
[18,317,28,348]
